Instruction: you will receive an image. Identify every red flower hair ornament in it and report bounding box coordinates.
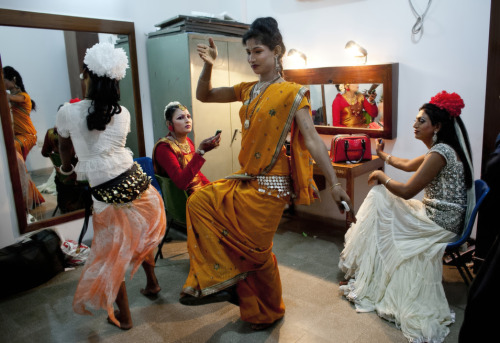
[429,91,465,118]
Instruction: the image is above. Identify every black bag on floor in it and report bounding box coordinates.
[0,229,65,297]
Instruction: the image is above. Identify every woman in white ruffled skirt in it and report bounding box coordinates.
[339,91,475,343]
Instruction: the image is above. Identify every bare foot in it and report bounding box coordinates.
[140,285,161,297]
[107,310,133,330]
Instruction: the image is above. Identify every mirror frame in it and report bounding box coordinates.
[283,63,398,139]
[0,9,146,234]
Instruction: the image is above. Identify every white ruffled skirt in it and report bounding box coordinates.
[339,185,457,343]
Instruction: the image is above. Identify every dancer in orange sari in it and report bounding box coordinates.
[56,43,166,330]
[3,66,44,206]
[179,17,355,330]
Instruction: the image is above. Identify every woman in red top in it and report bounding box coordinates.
[153,102,220,194]
[331,83,378,127]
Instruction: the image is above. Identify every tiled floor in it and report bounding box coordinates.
[0,215,469,342]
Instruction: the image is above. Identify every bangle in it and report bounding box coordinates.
[59,164,75,175]
[329,182,342,191]
[385,154,392,165]
[385,178,392,186]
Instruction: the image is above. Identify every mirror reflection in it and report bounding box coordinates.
[307,83,384,129]
[1,25,136,224]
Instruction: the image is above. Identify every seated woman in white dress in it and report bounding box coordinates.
[338,91,474,343]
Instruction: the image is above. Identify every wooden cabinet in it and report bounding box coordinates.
[147,32,256,181]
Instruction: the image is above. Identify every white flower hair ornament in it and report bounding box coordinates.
[83,42,129,80]
[164,101,187,113]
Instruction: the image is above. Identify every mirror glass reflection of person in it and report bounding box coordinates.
[56,43,166,330]
[178,17,354,331]
[338,91,474,342]
[331,83,378,127]
[3,66,45,207]
[41,99,90,214]
[152,101,220,195]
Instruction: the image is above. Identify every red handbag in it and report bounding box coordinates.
[330,134,372,163]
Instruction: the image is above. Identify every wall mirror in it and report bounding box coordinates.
[0,9,145,234]
[283,63,398,139]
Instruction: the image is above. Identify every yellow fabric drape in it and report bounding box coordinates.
[182,81,317,324]
[11,92,37,160]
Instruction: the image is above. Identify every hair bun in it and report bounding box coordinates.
[429,91,465,118]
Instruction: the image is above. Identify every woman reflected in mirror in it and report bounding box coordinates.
[331,83,378,127]
[56,43,166,330]
[2,66,45,208]
[152,101,220,195]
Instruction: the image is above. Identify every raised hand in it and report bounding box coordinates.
[197,37,218,65]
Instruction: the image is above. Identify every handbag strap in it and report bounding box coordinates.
[344,139,366,164]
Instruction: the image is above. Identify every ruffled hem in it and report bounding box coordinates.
[73,187,166,321]
[338,186,456,343]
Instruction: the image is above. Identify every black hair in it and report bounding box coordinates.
[83,64,122,131]
[3,66,36,111]
[242,17,286,75]
[164,103,183,123]
[420,103,473,188]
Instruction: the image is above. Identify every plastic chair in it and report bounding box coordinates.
[444,179,490,286]
[133,157,162,195]
[154,174,189,262]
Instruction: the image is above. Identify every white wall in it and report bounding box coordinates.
[0,0,491,248]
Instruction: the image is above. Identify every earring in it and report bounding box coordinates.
[432,130,438,144]
[275,56,280,73]
[168,125,173,132]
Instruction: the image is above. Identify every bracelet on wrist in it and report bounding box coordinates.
[329,182,342,191]
[385,154,392,165]
[196,149,205,156]
[385,177,392,186]
[59,164,75,175]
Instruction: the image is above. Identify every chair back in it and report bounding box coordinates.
[155,174,188,224]
[133,157,162,194]
[447,179,490,249]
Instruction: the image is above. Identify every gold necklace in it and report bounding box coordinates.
[244,75,281,130]
[170,135,191,153]
[343,92,358,106]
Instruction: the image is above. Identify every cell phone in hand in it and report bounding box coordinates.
[341,201,350,212]
[215,129,222,136]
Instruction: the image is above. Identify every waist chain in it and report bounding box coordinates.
[77,162,150,250]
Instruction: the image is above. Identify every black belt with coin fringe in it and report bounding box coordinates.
[77,162,151,249]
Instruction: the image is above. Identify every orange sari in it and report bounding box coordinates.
[11,92,37,160]
[182,81,317,324]
[10,92,44,205]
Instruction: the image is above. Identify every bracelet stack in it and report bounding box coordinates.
[329,182,342,191]
[59,164,75,175]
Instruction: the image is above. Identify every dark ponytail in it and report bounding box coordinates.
[420,103,473,188]
[3,66,36,111]
[83,64,122,131]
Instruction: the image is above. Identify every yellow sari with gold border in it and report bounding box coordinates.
[182,81,317,324]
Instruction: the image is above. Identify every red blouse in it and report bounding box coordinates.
[153,137,210,192]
